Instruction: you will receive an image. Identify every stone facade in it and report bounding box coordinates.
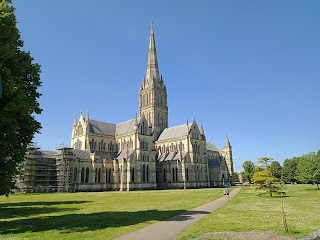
[21,24,234,192]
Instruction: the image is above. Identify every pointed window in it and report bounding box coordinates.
[81,167,85,183]
[98,168,101,183]
[132,168,135,182]
[172,167,175,181]
[85,167,89,183]
[142,164,146,182]
[108,168,112,183]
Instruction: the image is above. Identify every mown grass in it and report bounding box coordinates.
[0,188,222,240]
[176,184,320,239]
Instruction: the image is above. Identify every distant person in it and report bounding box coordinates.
[226,188,230,197]
[223,189,227,198]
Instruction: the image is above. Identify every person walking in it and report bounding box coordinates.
[223,188,227,198]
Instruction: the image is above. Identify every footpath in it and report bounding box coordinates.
[113,187,242,240]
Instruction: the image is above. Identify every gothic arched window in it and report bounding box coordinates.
[81,167,85,183]
[85,167,89,183]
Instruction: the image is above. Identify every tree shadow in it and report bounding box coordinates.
[0,201,91,207]
[0,201,91,219]
[166,210,210,221]
[256,192,291,198]
[0,209,185,235]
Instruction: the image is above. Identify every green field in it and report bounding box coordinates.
[1,185,319,240]
[0,188,222,240]
[177,184,320,239]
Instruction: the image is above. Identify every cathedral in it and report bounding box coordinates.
[52,24,234,192]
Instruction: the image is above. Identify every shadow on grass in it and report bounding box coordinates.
[0,201,91,219]
[0,209,185,235]
[166,210,210,221]
[0,201,91,207]
[256,192,291,198]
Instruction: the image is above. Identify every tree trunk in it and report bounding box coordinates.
[269,191,273,197]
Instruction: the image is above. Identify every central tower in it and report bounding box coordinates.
[139,23,168,140]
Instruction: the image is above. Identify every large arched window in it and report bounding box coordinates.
[75,139,82,150]
[85,167,89,183]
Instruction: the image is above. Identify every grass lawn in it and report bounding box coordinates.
[176,184,320,239]
[0,188,222,240]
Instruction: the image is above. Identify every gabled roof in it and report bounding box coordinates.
[89,120,116,136]
[71,149,90,160]
[116,118,141,136]
[93,150,117,160]
[157,124,189,141]
[89,117,142,137]
[206,141,219,152]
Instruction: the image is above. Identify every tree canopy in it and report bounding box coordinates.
[0,0,42,195]
[269,161,282,179]
[282,150,320,190]
[252,157,283,196]
[242,160,255,183]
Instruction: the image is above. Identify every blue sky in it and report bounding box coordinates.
[14,1,320,172]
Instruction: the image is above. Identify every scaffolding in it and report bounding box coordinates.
[18,147,58,193]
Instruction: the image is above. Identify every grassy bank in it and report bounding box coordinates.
[177,184,320,239]
[0,188,222,240]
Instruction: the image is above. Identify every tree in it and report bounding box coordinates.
[282,158,299,183]
[0,0,42,195]
[252,169,283,197]
[252,157,283,196]
[269,161,282,179]
[258,157,274,168]
[297,152,320,190]
[242,160,255,183]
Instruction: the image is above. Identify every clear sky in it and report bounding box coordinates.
[13,0,320,172]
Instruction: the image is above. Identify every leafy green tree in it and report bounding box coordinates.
[297,152,320,189]
[269,161,282,179]
[252,169,283,197]
[0,0,42,195]
[282,158,299,183]
[258,157,274,168]
[252,157,283,196]
[242,160,255,183]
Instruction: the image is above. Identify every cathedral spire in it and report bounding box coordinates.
[225,133,230,148]
[145,22,160,84]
